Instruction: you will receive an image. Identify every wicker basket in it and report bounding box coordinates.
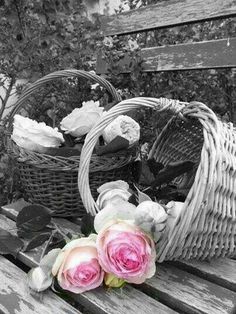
[78,97,236,262]
[6,69,136,217]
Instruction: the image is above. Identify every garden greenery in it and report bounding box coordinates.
[0,0,235,206]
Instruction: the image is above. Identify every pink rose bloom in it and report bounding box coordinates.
[97,221,156,284]
[52,235,104,293]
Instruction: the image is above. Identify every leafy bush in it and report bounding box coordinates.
[0,0,235,206]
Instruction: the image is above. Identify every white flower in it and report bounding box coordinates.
[103,36,113,48]
[96,180,131,210]
[91,83,100,90]
[11,114,64,153]
[135,201,168,242]
[28,267,53,292]
[127,39,139,51]
[97,188,132,210]
[60,100,104,138]
[27,249,60,292]
[94,200,136,233]
[97,180,129,194]
[102,115,140,145]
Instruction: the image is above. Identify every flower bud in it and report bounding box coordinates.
[104,273,126,288]
[27,266,52,292]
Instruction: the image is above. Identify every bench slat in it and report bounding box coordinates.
[0,256,80,314]
[1,199,82,235]
[2,200,236,292]
[72,285,177,314]
[173,258,236,292]
[100,0,236,36]
[96,37,236,73]
[141,264,236,314]
[0,213,177,314]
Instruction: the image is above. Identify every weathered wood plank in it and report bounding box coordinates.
[100,0,236,36]
[1,199,82,235]
[96,38,236,74]
[140,264,236,314]
[173,258,236,292]
[0,256,80,314]
[71,285,177,314]
[0,212,177,314]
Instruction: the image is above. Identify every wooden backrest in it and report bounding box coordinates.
[96,0,236,73]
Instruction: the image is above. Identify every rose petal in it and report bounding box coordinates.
[96,221,156,284]
[39,248,61,268]
[94,201,136,233]
[96,188,131,209]
[97,180,129,194]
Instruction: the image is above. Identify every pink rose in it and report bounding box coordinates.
[52,235,104,293]
[96,221,156,284]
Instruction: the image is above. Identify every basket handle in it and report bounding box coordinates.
[7,69,122,124]
[78,97,188,215]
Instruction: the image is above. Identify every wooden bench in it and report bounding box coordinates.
[96,0,236,101]
[0,199,236,314]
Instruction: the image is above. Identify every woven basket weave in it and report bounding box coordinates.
[78,97,236,262]
[6,69,135,217]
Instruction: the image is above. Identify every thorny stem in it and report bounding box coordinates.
[52,222,71,242]
[39,229,57,262]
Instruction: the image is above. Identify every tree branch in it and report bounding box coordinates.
[0,78,15,120]
[13,0,25,37]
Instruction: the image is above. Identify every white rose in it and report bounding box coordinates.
[135,201,168,242]
[96,180,131,210]
[60,100,104,137]
[102,115,140,145]
[97,180,130,194]
[11,114,64,153]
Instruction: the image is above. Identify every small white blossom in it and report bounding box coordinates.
[103,36,113,48]
[127,39,139,51]
[102,115,140,145]
[135,201,168,242]
[91,83,100,90]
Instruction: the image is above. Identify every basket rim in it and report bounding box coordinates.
[7,137,137,172]
[5,69,137,171]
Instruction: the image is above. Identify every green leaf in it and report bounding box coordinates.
[133,185,152,204]
[96,136,129,156]
[81,214,95,237]
[17,226,54,240]
[23,232,51,252]
[151,161,195,188]
[0,228,24,257]
[16,205,52,232]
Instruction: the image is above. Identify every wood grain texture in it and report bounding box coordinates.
[2,202,236,314]
[141,264,236,314]
[71,285,177,314]
[96,38,236,73]
[0,212,177,314]
[1,199,82,235]
[100,0,236,36]
[0,256,80,314]
[173,258,236,292]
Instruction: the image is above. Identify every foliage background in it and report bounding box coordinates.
[0,0,235,205]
